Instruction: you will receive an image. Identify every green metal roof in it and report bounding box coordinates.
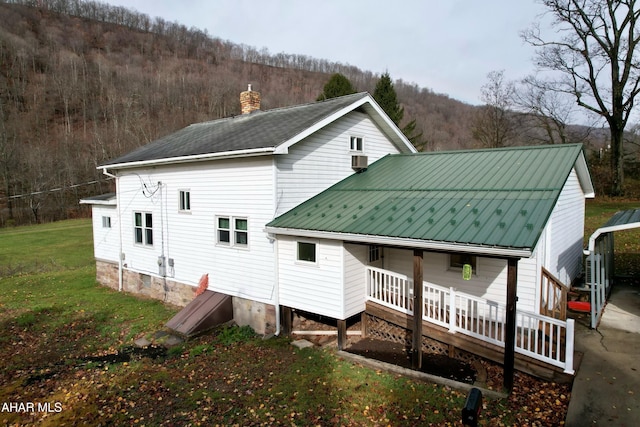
[602,208,640,227]
[267,144,591,256]
[585,208,640,254]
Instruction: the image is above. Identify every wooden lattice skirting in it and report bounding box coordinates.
[365,313,483,365]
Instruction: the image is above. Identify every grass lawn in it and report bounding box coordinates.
[2,200,638,426]
[584,199,640,277]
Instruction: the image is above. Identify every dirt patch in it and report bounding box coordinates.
[345,338,476,384]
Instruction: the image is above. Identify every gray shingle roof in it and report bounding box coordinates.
[101,93,370,167]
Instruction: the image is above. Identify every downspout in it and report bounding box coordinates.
[273,236,280,336]
[102,168,123,292]
[271,156,280,336]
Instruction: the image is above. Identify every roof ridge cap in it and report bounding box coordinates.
[187,92,370,128]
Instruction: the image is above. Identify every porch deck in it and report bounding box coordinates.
[365,266,576,379]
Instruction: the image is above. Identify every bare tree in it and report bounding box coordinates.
[514,75,596,144]
[472,70,519,148]
[522,0,640,195]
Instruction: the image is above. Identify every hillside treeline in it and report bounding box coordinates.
[0,1,620,226]
[0,0,483,226]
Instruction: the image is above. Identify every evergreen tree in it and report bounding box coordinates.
[374,72,423,148]
[317,73,357,101]
[373,72,404,125]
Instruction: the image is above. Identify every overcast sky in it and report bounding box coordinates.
[102,0,551,105]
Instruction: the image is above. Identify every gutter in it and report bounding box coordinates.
[102,168,124,292]
[98,147,275,171]
[264,226,532,258]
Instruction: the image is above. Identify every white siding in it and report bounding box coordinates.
[97,110,407,311]
[91,205,119,262]
[546,168,586,285]
[278,236,346,318]
[116,156,276,303]
[275,111,403,215]
[343,243,368,317]
[383,248,538,311]
[516,252,539,313]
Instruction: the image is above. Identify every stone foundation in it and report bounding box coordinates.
[94,260,276,334]
[96,259,119,291]
[232,297,276,335]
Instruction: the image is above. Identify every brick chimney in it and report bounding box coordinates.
[240,84,260,114]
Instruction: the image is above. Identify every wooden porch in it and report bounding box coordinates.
[365,266,576,383]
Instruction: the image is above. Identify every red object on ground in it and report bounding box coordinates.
[568,301,591,312]
[195,274,209,296]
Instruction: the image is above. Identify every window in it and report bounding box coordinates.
[297,241,317,263]
[216,216,248,247]
[368,245,381,263]
[179,190,191,211]
[217,217,230,244]
[235,218,248,246]
[134,212,153,246]
[350,136,363,152]
[102,216,111,228]
[449,254,476,271]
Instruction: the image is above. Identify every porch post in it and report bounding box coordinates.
[281,306,292,336]
[412,249,423,370]
[337,319,347,350]
[504,257,518,392]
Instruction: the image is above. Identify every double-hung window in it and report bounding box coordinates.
[134,212,153,246]
[179,190,191,212]
[216,216,248,248]
[350,136,363,152]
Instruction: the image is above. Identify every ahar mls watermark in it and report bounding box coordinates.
[1,401,63,413]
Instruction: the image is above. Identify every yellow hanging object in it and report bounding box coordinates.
[463,264,472,280]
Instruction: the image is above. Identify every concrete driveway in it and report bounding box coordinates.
[565,281,640,426]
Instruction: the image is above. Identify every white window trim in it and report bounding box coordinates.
[349,135,364,153]
[216,215,249,249]
[296,240,318,266]
[102,216,112,228]
[178,189,191,213]
[133,211,153,247]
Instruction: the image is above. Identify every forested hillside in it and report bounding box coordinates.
[0,1,611,226]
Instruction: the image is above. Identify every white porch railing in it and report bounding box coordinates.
[366,266,414,314]
[365,266,575,374]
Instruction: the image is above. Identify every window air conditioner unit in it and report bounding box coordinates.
[351,155,368,171]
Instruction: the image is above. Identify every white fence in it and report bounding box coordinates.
[365,266,575,374]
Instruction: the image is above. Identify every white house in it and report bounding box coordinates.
[82,87,596,380]
[266,144,594,380]
[80,88,417,334]
[267,144,595,321]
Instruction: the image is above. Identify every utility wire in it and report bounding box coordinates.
[0,177,114,201]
